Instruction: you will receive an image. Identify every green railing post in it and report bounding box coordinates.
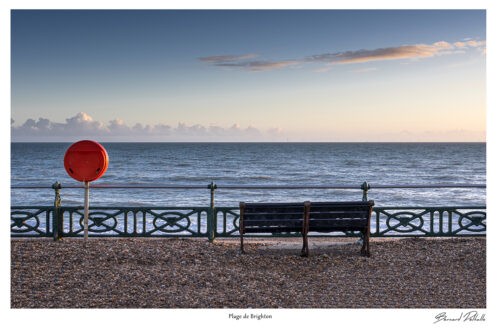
[52,182,62,241]
[207,182,217,242]
[358,181,372,242]
[361,181,370,201]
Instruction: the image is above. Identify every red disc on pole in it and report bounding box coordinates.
[64,140,109,182]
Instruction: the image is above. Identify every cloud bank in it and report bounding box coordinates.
[11,112,285,142]
[200,39,485,71]
[11,112,484,142]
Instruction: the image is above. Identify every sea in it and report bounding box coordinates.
[10,142,486,208]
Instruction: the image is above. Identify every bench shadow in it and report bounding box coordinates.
[250,241,365,258]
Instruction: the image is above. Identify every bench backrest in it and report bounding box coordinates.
[307,200,374,232]
[239,202,306,234]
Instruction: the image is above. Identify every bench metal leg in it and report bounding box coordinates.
[360,236,366,255]
[240,234,245,254]
[360,229,370,257]
[365,232,370,257]
[301,233,309,257]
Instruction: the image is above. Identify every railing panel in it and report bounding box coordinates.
[371,207,486,237]
[11,206,53,237]
[59,207,209,237]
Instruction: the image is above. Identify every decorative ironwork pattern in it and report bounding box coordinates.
[11,207,53,237]
[215,207,241,237]
[59,207,209,237]
[10,205,485,238]
[372,207,486,236]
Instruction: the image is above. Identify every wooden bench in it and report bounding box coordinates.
[239,200,374,257]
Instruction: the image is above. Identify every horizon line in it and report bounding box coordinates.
[10,141,487,144]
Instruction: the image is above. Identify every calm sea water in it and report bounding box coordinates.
[10,142,486,207]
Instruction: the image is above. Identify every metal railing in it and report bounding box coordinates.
[11,182,486,240]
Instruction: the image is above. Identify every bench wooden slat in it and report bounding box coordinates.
[310,227,367,233]
[244,226,302,233]
[308,219,368,230]
[309,217,368,223]
[309,206,371,210]
[243,202,304,207]
[309,211,368,219]
[307,201,373,233]
[244,213,304,221]
[242,218,303,225]
[309,201,373,207]
[243,207,304,214]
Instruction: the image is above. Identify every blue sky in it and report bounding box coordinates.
[11,10,486,141]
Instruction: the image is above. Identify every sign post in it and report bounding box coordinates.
[83,181,90,241]
[64,140,109,242]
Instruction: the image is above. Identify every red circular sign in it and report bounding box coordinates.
[64,140,109,182]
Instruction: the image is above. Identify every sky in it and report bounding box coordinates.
[10,9,486,142]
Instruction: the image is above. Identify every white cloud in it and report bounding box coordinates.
[11,112,283,142]
[11,112,485,142]
[11,113,485,142]
[432,41,453,49]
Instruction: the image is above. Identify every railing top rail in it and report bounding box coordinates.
[11,183,486,190]
[205,184,486,189]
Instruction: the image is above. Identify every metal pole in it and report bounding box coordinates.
[84,181,90,242]
[52,181,62,241]
[361,181,370,201]
[359,182,371,245]
[208,182,217,242]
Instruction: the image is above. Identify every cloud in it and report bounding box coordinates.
[454,40,486,48]
[11,112,285,142]
[12,113,106,138]
[198,54,258,63]
[198,53,298,71]
[11,112,484,142]
[432,41,453,49]
[214,60,298,71]
[63,112,107,133]
[200,39,486,71]
[305,41,454,64]
[454,39,486,55]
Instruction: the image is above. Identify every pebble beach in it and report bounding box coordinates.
[11,237,486,308]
